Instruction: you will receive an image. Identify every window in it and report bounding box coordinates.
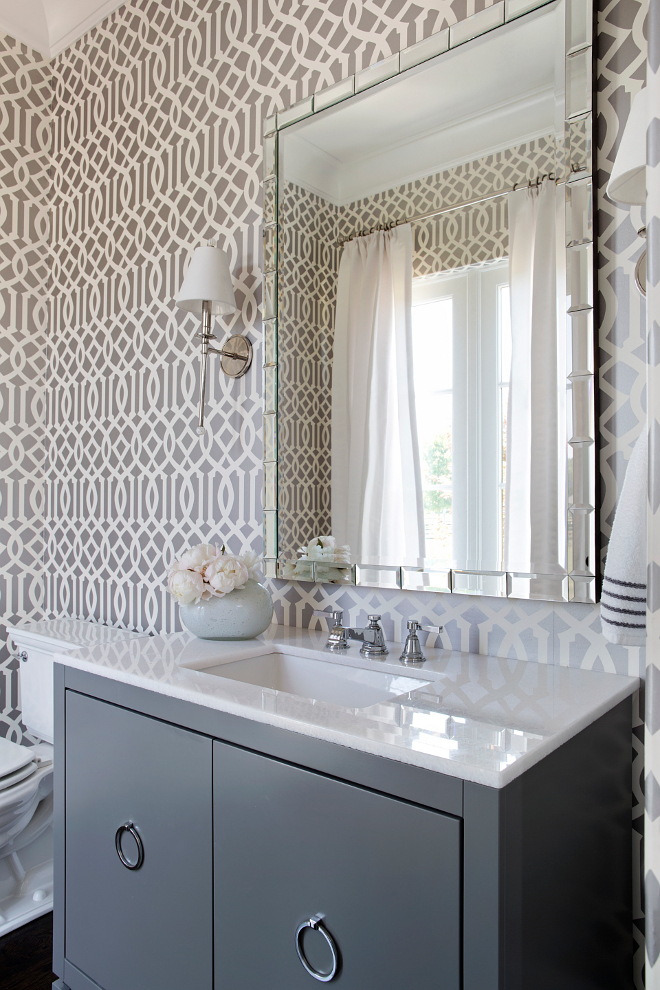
[411,295,453,561]
[412,260,511,568]
[498,282,511,558]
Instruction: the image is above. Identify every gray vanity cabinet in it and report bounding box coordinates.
[63,691,213,990]
[53,667,634,990]
[213,740,461,988]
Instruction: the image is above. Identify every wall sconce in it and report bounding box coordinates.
[176,242,253,435]
[607,87,647,295]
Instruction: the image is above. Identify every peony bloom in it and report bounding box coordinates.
[177,543,219,573]
[204,554,249,597]
[168,568,206,604]
[241,550,264,582]
[165,541,266,603]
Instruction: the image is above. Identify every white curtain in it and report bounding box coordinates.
[504,181,565,585]
[331,224,425,562]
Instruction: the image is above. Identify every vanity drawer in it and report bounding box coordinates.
[63,691,213,990]
[213,740,461,989]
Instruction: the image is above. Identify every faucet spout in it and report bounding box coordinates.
[347,615,388,658]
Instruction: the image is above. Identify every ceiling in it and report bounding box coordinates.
[0,0,125,57]
[281,1,564,205]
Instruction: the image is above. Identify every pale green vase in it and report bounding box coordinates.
[179,579,274,640]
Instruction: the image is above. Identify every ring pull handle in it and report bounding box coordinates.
[115,822,144,870]
[295,915,339,982]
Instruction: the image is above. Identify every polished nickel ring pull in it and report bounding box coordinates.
[295,915,339,982]
[115,822,144,870]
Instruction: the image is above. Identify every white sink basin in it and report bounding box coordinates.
[203,652,430,710]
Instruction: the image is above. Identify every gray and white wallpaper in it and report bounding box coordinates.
[0,35,50,742]
[644,0,660,978]
[0,0,649,981]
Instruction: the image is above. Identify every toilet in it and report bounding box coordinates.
[1,617,147,935]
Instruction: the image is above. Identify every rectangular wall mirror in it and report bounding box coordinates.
[262,0,595,603]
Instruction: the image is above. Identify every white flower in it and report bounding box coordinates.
[299,536,351,564]
[168,568,206,604]
[176,543,219,573]
[204,554,249,597]
[241,550,264,583]
[166,541,267,603]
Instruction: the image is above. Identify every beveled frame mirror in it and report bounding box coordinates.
[262,0,595,603]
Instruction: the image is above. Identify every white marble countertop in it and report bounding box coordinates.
[49,625,638,789]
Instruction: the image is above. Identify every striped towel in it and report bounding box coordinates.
[601,429,647,646]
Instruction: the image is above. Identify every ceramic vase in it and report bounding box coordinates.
[179,579,274,640]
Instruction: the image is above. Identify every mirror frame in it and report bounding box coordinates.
[261,0,596,603]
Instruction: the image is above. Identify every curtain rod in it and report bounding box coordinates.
[336,172,567,247]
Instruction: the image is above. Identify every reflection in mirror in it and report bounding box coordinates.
[273,0,594,601]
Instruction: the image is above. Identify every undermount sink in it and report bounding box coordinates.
[204,652,430,710]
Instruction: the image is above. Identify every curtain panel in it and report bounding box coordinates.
[331,224,425,562]
[504,181,566,587]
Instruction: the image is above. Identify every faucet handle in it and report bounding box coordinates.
[367,614,382,625]
[314,609,348,651]
[313,608,344,626]
[400,622,443,664]
[405,621,443,635]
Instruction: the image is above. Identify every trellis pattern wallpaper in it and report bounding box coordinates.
[645,0,660,981]
[0,36,50,743]
[597,4,648,978]
[0,0,649,981]
[278,180,335,552]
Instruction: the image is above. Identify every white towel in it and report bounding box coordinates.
[601,428,647,646]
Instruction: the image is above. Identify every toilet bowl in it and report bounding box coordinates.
[1,617,147,935]
[0,739,54,933]
[0,740,53,855]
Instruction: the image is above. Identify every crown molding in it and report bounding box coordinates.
[0,0,126,58]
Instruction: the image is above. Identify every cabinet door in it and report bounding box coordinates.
[214,741,461,989]
[65,691,213,990]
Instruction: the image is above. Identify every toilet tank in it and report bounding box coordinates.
[6,619,148,743]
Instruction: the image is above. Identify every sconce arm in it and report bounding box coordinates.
[194,305,254,436]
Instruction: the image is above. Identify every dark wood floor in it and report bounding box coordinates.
[0,912,56,990]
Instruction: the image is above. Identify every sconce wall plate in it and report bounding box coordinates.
[220,334,253,378]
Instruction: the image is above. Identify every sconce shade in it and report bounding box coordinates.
[176,245,237,315]
[607,87,647,206]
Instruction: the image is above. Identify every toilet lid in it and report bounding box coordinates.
[0,737,36,777]
[0,760,37,791]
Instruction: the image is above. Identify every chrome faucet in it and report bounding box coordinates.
[399,620,443,664]
[312,609,348,651]
[346,614,388,658]
[313,610,389,657]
